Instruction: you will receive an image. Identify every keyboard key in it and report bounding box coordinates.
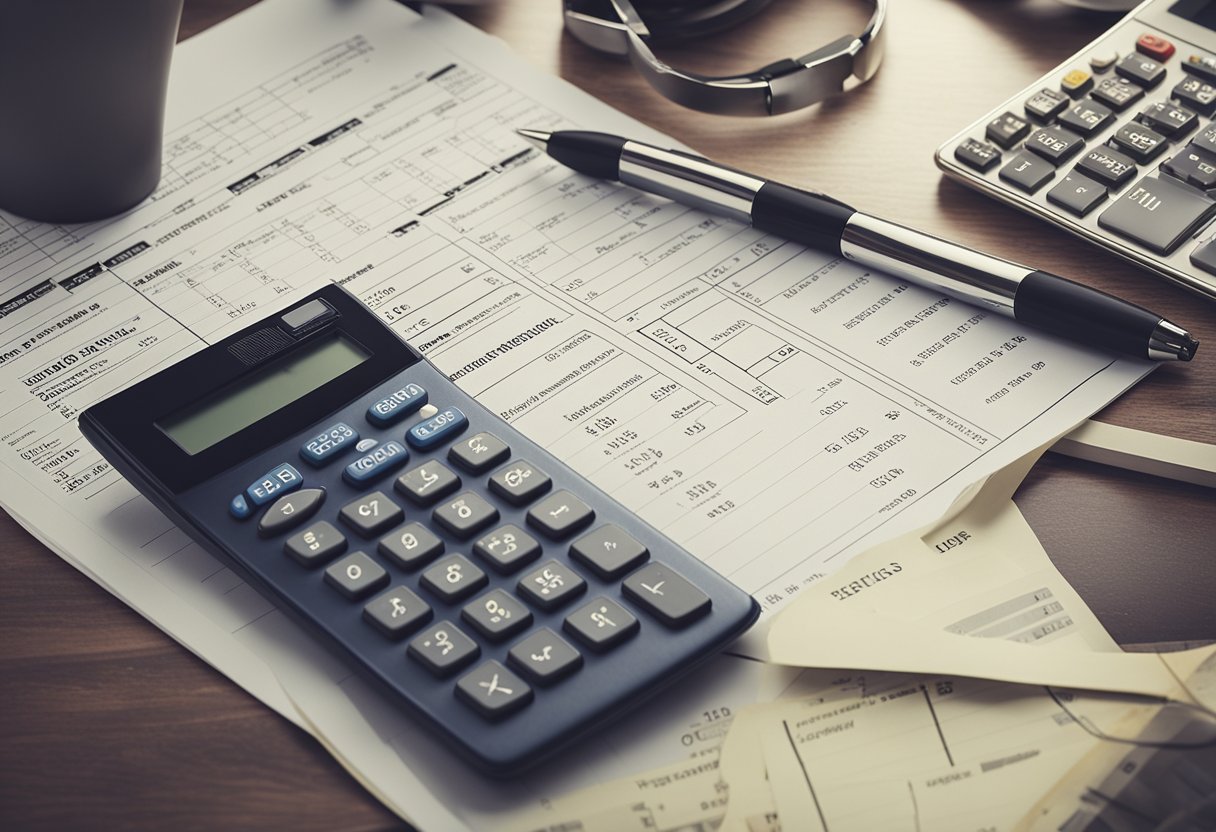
[1139,102,1198,138]
[363,586,431,640]
[563,597,639,652]
[447,432,510,474]
[367,383,427,427]
[1162,146,1216,189]
[433,491,499,538]
[508,628,582,686]
[985,111,1031,149]
[325,551,389,600]
[1111,122,1168,163]
[623,563,711,628]
[517,560,587,610]
[1046,172,1109,217]
[284,520,347,567]
[1098,175,1216,254]
[1189,237,1216,275]
[1091,76,1145,112]
[461,589,531,641]
[1089,51,1119,74]
[245,462,302,506]
[1025,126,1085,165]
[570,524,649,579]
[406,406,468,450]
[420,554,488,603]
[473,524,541,573]
[229,493,252,519]
[526,490,595,539]
[395,461,460,506]
[258,487,325,537]
[1136,33,1175,62]
[488,460,552,505]
[409,621,479,677]
[1115,53,1166,88]
[1060,68,1093,98]
[999,152,1055,193]
[1193,123,1216,155]
[1076,147,1138,189]
[1184,52,1216,84]
[299,422,359,466]
[456,661,532,720]
[377,521,444,569]
[338,490,403,538]
[1024,87,1069,122]
[1058,100,1114,136]
[343,440,408,485]
[1172,76,1216,117]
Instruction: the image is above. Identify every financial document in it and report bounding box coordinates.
[0,0,1151,827]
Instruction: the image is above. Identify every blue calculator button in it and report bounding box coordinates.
[344,440,409,484]
[245,463,303,506]
[300,422,359,466]
[368,384,427,427]
[407,407,468,450]
[229,493,253,519]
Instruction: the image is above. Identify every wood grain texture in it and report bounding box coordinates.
[2,0,1213,829]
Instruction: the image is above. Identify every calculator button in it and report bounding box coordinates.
[953,138,1001,172]
[508,628,582,686]
[1075,147,1138,189]
[461,589,532,641]
[343,440,409,485]
[1057,100,1114,136]
[984,111,1030,149]
[1046,172,1109,217]
[325,551,389,600]
[526,491,595,539]
[1024,88,1069,122]
[456,661,532,720]
[377,521,444,569]
[420,554,488,603]
[394,461,460,506]
[245,462,303,506]
[998,152,1055,194]
[448,432,510,474]
[363,586,432,640]
[406,407,469,450]
[408,621,479,677]
[570,525,649,579]
[367,383,427,427]
[279,298,336,332]
[1138,102,1198,138]
[623,563,711,628]
[299,422,359,466]
[1135,33,1175,63]
[1025,127,1085,165]
[1111,122,1168,163]
[1091,76,1145,112]
[1098,175,1216,254]
[433,491,499,538]
[1163,146,1216,189]
[1060,69,1093,98]
[518,560,587,610]
[488,460,552,506]
[1115,54,1166,88]
[1089,51,1119,74]
[1172,76,1216,117]
[284,520,348,567]
[338,490,403,538]
[258,487,326,537]
[355,438,378,453]
[563,597,639,652]
[1194,123,1216,155]
[473,524,541,573]
[229,493,252,519]
[1184,52,1216,84]
[1189,237,1216,274]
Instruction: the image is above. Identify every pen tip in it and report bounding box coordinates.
[1180,335,1199,361]
[516,128,551,152]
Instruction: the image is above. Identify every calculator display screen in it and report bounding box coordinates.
[157,335,369,455]
[1170,0,1216,31]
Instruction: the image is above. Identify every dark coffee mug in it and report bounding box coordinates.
[0,0,185,223]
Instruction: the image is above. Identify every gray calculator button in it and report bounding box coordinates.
[325,551,389,600]
[408,621,479,677]
[1138,101,1198,138]
[1172,75,1216,117]
[258,487,325,537]
[488,460,552,506]
[394,461,460,506]
[461,589,532,641]
[984,111,1030,149]
[1162,146,1216,189]
[456,661,532,720]
[1190,237,1216,275]
[473,524,541,573]
[1057,100,1114,136]
[1025,126,1084,165]
[1024,87,1068,122]
[563,597,639,652]
[1090,76,1144,112]
[526,490,594,539]
[363,586,432,640]
[998,152,1054,194]
[377,521,444,569]
[570,525,649,579]
[623,563,711,628]
[433,491,498,538]
[420,554,488,603]
[338,490,403,538]
[1098,175,1216,254]
[1046,172,1108,217]
[284,520,347,567]
[1111,122,1168,164]
[517,559,586,610]
[953,138,1001,173]
[1115,53,1165,88]
[508,628,582,686]
[1075,146,1137,189]
[447,432,510,475]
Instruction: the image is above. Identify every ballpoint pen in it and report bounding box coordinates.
[517,128,1199,362]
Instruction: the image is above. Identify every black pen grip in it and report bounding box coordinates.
[1014,271,1161,359]
[750,182,856,257]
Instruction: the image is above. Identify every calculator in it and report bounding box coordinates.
[935,0,1216,301]
[78,284,759,775]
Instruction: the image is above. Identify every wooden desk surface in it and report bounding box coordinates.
[2,0,1213,828]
